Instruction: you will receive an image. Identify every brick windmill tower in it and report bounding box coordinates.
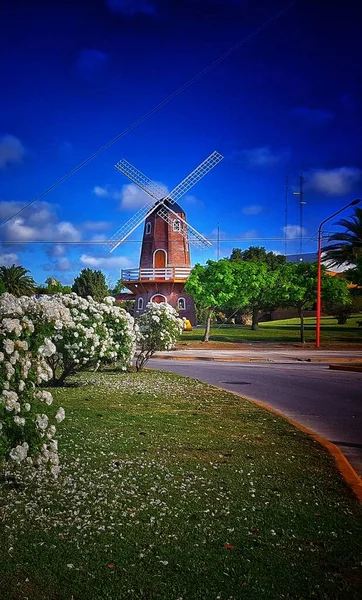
[106,152,223,325]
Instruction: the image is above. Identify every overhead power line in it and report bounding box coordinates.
[0,236,316,245]
[0,0,301,229]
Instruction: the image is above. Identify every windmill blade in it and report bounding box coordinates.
[115,158,166,201]
[157,205,212,248]
[106,200,161,253]
[165,151,223,205]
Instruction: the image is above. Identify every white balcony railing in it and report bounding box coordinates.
[121,267,192,282]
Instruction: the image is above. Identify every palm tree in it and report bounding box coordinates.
[0,264,36,297]
[323,207,362,267]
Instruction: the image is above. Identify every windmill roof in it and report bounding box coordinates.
[162,199,185,214]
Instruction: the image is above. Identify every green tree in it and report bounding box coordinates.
[185,260,240,342]
[323,207,362,267]
[111,278,126,295]
[36,277,72,295]
[0,264,36,297]
[72,268,108,302]
[229,246,286,270]
[0,278,5,294]
[231,261,290,330]
[345,258,362,286]
[282,262,351,343]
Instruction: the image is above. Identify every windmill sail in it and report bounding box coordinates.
[165,151,223,204]
[106,201,160,253]
[106,150,223,251]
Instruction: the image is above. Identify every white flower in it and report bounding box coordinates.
[14,415,25,426]
[37,390,53,405]
[55,407,65,423]
[38,338,56,358]
[9,442,29,463]
[36,413,49,431]
[3,339,15,354]
[24,403,31,411]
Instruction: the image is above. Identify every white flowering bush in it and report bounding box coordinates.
[135,302,184,371]
[0,293,68,477]
[45,294,137,385]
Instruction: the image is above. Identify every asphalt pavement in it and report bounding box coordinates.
[150,355,362,477]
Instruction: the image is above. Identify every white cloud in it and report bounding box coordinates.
[93,186,110,198]
[80,254,131,269]
[120,184,153,210]
[45,244,66,258]
[43,256,75,273]
[120,182,168,210]
[283,225,307,239]
[83,220,112,231]
[241,204,263,215]
[0,135,25,169]
[0,252,19,266]
[240,229,259,239]
[308,167,362,196]
[55,257,73,271]
[242,146,287,168]
[93,182,167,210]
[183,194,204,208]
[90,234,108,242]
[0,201,82,243]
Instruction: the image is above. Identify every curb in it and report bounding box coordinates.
[329,364,362,373]
[235,394,362,503]
[152,355,273,363]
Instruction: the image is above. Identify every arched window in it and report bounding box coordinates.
[145,222,152,235]
[173,219,181,232]
[177,297,186,311]
[137,297,144,310]
[151,294,167,304]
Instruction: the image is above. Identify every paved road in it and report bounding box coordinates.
[150,359,362,476]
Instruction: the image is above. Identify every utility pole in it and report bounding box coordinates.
[284,176,289,258]
[217,222,220,260]
[293,172,307,259]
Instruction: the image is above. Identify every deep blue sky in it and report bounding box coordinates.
[0,0,361,284]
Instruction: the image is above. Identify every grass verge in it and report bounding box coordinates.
[1,370,362,599]
[180,315,362,346]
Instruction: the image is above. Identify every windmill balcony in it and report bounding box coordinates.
[121,267,192,283]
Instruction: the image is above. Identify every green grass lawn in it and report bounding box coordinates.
[180,314,362,345]
[1,370,362,599]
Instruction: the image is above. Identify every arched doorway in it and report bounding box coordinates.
[154,249,166,269]
[151,294,166,304]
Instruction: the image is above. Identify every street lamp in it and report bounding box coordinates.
[316,198,361,348]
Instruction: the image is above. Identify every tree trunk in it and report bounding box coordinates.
[297,306,305,344]
[203,308,214,342]
[251,307,259,330]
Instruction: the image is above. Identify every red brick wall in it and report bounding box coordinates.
[139,205,191,268]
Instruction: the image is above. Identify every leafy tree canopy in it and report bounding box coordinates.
[72,268,108,302]
[230,261,290,330]
[280,262,351,342]
[323,206,362,267]
[0,264,36,297]
[36,277,72,295]
[185,260,240,341]
[229,246,286,270]
[111,278,126,295]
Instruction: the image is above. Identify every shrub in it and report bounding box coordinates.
[0,294,69,477]
[135,302,183,371]
[46,294,137,385]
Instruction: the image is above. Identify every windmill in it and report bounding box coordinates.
[106,151,223,324]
